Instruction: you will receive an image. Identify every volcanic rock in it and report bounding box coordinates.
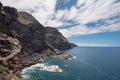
[0,2,77,80]
[45,27,77,50]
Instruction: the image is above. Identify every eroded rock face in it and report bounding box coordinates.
[0,2,77,80]
[0,2,55,68]
[0,33,22,79]
[45,27,77,50]
[0,2,52,79]
[0,3,18,26]
[0,11,54,67]
[0,33,22,61]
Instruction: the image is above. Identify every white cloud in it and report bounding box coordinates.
[65,6,78,20]
[55,9,68,20]
[1,0,57,26]
[1,0,45,9]
[45,19,63,27]
[1,0,120,38]
[59,0,120,37]
[59,21,120,38]
[74,0,120,24]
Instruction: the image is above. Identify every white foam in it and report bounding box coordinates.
[73,56,77,59]
[22,63,63,74]
[68,56,77,60]
[35,63,63,72]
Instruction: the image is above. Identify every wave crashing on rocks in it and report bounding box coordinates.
[22,63,63,78]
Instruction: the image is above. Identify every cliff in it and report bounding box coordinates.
[0,2,77,80]
[45,27,77,50]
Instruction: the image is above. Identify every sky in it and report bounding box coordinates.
[1,0,120,47]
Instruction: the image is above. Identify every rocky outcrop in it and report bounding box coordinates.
[0,11,54,67]
[45,27,77,50]
[0,2,77,80]
[0,2,53,79]
[0,3,18,26]
[0,33,22,80]
[53,54,73,60]
[0,33,22,61]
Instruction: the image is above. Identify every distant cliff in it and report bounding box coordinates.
[0,2,77,80]
[45,27,77,50]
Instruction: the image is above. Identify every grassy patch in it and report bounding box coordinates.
[0,65,9,74]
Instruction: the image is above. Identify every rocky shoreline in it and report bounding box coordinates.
[0,2,77,80]
[52,53,73,60]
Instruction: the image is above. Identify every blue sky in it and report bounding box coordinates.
[68,31,120,47]
[1,0,120,47]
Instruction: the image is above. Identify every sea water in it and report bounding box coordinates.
[22,47,120,80]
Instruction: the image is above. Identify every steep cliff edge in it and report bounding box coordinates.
[0,2,77,80]
[45,27,77,50]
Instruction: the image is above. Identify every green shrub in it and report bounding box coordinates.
[0,65,8,74]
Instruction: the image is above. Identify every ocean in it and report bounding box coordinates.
[22,47,120,80]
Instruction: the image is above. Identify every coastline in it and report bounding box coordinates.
[0,2,77,80]
[21,55,76,79]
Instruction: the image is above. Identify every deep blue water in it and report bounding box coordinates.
[22,47,120,80]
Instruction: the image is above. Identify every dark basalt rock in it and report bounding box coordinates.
[0,4,18,26]
[2,11,54,68]
[0,2,77,80]
[0,2,53,79]
[45,27,77,50]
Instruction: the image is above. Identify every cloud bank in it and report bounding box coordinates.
[1,0,120,38]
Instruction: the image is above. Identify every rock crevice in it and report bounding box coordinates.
[0,33,22,61]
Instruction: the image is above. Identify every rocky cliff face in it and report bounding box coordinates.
[45,27,77,50]
[0,2,76,80]
[0,2,18,27]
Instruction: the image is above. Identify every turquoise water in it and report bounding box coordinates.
[22,47,120,80]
